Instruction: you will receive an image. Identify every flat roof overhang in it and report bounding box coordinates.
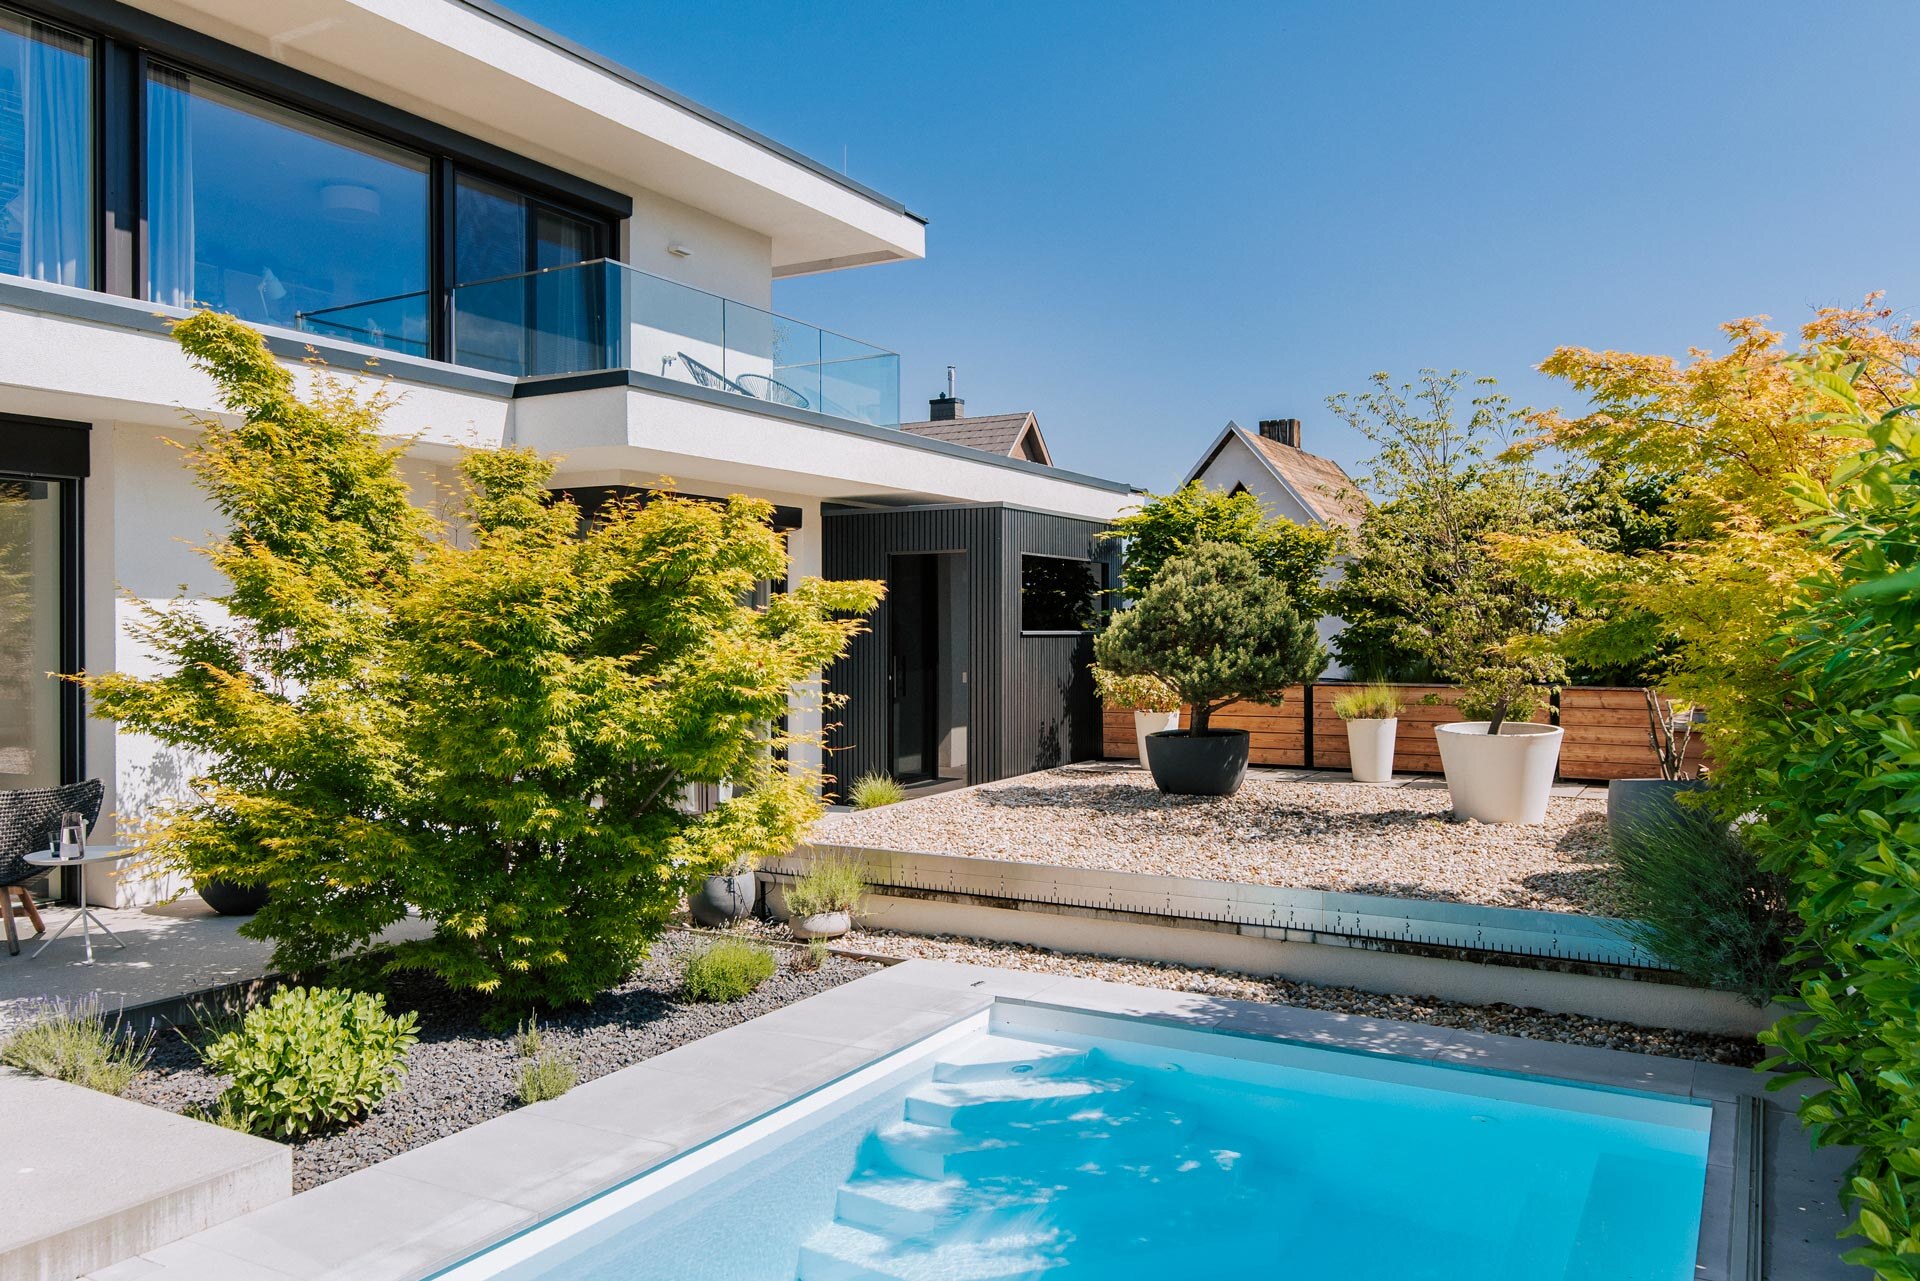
[121,0,927,274]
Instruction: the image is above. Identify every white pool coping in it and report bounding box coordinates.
[86,960,1858,1281]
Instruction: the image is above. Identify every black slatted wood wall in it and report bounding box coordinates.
[820,503,1116,798]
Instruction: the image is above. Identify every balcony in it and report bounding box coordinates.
[296,260,901,429]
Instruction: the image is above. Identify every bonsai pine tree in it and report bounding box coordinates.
[85,311,882,1008]
[1093,541,1325,735]
[1098,480,1340,610]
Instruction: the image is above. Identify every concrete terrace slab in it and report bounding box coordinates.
[0,898,436,1031]
[89,960,1863,1281]
[0,1069,288,1280]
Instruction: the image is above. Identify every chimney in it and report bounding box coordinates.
[1258,417,1301,448]
[929,364,963,420]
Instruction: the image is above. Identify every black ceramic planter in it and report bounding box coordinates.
[1144,729,1251,797]
[197,878,270,916]
[1607,777,1712,847]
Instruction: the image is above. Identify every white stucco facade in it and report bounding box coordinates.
[0,0,1132,903]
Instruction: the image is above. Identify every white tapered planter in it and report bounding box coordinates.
[1435,721,1564,824]
[1344,717,1398,783]
[1132,709,1180,763]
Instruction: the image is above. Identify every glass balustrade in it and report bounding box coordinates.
[448,259,900,428]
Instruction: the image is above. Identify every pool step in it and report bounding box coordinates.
[927,1040,1093,1085]
[833,1175,1059,1238]
[796,1221,1058,1281]
[902,1074,1136,1129]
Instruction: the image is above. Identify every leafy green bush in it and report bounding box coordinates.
[847,772,906,810]
[1329,684,1403,720]
[786,858,867,918]
[83,312,882,1009]
[1725,358,1920,1277]
[202,986,418,1138]
[1094,542,1325,735]
[1610,808,1793,1004]
[680,939,777,1002]
[517,1051,576,1104]
[0,998,152,1096]
[1089,665,1181,714]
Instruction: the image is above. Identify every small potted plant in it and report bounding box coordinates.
[1432,653,1565,824]
[688,855,758,928]
[1606,690,1708,846]
[783,857,866,941]
[1094,542,1325,796]
[1091,665,1182,764]
[1330,684,1403,783]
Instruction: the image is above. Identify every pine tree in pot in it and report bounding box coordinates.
[1094,542,1325,796]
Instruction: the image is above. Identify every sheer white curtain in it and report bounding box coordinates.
[145,67,196,307]
[17,22,88,287]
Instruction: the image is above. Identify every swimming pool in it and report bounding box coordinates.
[434,1002,1711,1281]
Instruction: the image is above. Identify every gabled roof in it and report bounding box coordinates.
[1185,421,1369,532]
[900,412,1053,466]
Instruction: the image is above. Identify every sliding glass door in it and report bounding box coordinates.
[0,474,68,788]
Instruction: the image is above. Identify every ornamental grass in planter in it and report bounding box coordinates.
[1094,542,1325,797]
[784,857,867,940]
[1330,684,1404,783]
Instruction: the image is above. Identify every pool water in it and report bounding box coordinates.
[442,1010,1711,1281]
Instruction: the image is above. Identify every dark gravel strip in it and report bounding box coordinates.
[125,931,878,1191]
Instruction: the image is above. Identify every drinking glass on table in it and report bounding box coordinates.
[57,813,85,861]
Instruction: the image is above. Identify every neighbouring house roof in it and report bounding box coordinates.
[900,412,1054,466]
[1185,421,1370,532]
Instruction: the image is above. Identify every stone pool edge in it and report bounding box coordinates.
[87,959,1850,1281]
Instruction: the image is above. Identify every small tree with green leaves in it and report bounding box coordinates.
[1099,481,1340,611]
[1093,542,1325,735]
[85,312,882,1009]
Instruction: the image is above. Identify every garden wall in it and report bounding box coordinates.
[1102,684,1681,782]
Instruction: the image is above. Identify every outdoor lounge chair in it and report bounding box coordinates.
[674,352,755,397]
[0,780,103,955]
[733,373,810,409]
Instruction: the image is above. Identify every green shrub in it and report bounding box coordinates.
[1096,481,1341,608]
[1610,808,1793,1004]
[847,772,906,810]
[516,1050,576,1104]
[786,858,867,919]
[0,998,152,1096]
[202,986,418,1138]
[1724,359,1920,1277]
[1090,666,1181,713]
[680,939,777,1002]
[1329,684,1404,721]
[1094,542,1325,735]
[512,1013,545,1059]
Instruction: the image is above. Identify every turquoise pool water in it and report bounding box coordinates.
[446,1013,1711,1281]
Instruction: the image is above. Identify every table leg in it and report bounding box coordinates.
[79,864,91,964]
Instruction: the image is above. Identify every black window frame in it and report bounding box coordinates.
[3,0,627,362]
[1018,552,1107,637]
[0,414,87,785]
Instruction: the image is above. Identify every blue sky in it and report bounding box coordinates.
[512,0,1920,493]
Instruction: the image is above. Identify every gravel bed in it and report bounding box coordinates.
[813,766,1618,915]
[836,925,1761,1066]
[126,932,878,1191]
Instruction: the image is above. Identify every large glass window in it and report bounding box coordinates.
[0,476,66,787]
[1020,555,1106,634]
[452,172,602,374]
[145,67,431,355]
[0,9,91,287]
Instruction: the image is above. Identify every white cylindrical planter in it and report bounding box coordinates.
[1132,709,1180,764]
[1344,717,1398,783]
[1435,721,1565,824]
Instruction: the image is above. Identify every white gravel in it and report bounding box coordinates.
[813,766,1617,915]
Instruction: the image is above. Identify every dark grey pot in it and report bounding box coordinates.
[1144,729,1251,797]
[1607,778,1712,847]
[197,878,270,916]
[689,872,758,928]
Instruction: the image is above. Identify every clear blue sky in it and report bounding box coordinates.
[511,0,1920,493]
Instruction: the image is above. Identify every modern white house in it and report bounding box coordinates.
[1183,417,1367,675]
[0,0,1134,899]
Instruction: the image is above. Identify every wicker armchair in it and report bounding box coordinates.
[0,780,103,955]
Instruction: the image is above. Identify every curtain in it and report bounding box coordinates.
[18,23,87,287]
[145,67,196,307]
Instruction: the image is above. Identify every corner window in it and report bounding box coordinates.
[144,66,431,356]
[1020,554,1105,634]
[450,171,605,375]
[0,9,91,287]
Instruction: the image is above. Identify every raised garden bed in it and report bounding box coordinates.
[124,931,879,1191]
[813,765,1617,915]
